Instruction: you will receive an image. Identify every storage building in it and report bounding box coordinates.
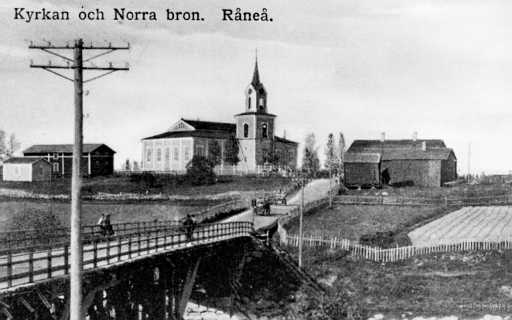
[2,157,52,182]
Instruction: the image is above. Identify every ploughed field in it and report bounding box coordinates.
[409,206,512,246]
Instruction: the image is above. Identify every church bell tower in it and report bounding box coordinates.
[234,55,276,172]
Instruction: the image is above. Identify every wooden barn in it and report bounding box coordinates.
[2,157,52,182]
[344,153,381,188]
[23,144,116,177]
[345,139,457,187]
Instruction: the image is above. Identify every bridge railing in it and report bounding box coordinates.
[0,220,183,253]
[0,221,253,291]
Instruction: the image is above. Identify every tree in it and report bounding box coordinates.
[6,133,20,158]
[302,133,320,177]
[186,156,216,185]
[337,132,346,179]
[208,140,222,167]
[324,133,338,174]
[124,159,131,171]
[0,130,6,160]
[224,134,240,166]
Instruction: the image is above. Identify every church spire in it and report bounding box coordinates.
[251,50,260,86]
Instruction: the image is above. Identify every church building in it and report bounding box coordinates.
[141,58,298,173]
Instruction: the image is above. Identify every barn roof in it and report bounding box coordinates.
[382,148,455,160]
[348,139,446,151]
[23,144,115,154]
[346,139,456,161]
[344,152,381,163]
[4,157,49,165]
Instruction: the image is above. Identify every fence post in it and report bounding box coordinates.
[47,248,52,279]
[28,248,34,283]
[7,251,12,287]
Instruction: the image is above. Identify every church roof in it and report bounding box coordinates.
[143,129,235,140]
[143,119,236,141]
[275,136,298,145]
[181,119,236,132]
[251,58,261,87]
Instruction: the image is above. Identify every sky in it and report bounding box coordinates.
[0,0,510,174]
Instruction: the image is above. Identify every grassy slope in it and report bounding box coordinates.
[292,246,512,317]
[0,200,201,232]
[0,175,293,196]
[286,204,448,243]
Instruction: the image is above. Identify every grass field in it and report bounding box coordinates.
[286,204,449,244]
[409,206,512,246]
[0,200,202,233]
[290,246,512,318]
[345,183,512,200]
[0,175,293,196]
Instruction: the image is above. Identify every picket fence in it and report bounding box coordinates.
[333,194,512,207]
[285,234,512,263]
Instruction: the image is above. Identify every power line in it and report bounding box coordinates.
[29,38,129,320]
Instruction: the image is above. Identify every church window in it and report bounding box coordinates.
[259,88,265,94]
[156,149,162,162]
[248,88,252,94]
[165,148,170,162]
[262,123,268,138]
[184,147,190,161]
[248,97,251,110]
[173,147,179,160]
[146,149,152,162]
[243,123,249,138]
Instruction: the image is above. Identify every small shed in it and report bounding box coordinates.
[344,152,381,188]
[2,157,52,182]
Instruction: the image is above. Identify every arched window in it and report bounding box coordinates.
[156,148,162,162]
[248,97,251,110]
[262,123,268,138]
[243,123,249,138]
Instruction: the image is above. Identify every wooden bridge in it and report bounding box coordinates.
[0,220,254,293]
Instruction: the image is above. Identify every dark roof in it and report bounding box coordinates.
[382,148,455,161]
[274,136,298,145]
[346,139,455,161]
[143,130,235,141]
[181,119,236,132]
[344,152,381,163]
[4,157,50,165]
[23,144,115,154]
[348,139,446,151]
[144,119,236,141]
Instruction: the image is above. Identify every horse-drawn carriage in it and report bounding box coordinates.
[251,190,288,216]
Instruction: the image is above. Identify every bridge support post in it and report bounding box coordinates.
[169,257,201,320]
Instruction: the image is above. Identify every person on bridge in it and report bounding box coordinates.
[105,214,114,236]
[97,213,107,236]
[183,214,195,241]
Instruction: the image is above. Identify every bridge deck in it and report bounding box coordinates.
[0,222,253,292]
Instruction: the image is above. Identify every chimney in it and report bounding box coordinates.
[380,132,386,142]
[422,141,427,151]
[412,132,418,141]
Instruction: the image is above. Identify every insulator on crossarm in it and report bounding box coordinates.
[125,62,129,68]
[109,62,113,68]
[109,42,112,48]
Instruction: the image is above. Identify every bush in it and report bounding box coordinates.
[185,156,216,186]
[129,172,159,189]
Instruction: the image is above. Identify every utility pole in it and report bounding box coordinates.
[29,39,129,320]
[298,173,306,268]
[467,142,472,181]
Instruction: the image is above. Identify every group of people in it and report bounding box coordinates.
[96,213,197,240]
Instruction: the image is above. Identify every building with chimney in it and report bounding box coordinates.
[344,135,457,187]
[141,57,298,174]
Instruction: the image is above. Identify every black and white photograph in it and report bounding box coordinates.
[0,0,510,319]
